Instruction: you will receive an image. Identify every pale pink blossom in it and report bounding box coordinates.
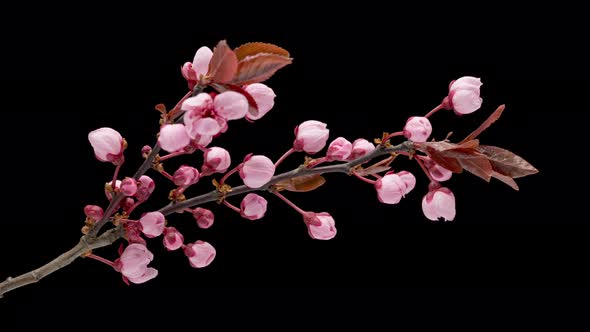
[239,155,275,188]
[192,208,214,229]
[115,244,158,284]
[182,92,248,137]
[397,171,417,193]
[244,83,275,121]
[163,227,184,251]
[293,120,329,154]
[349,138,375,160]
[446,76,483,115]
[240,193,268,220]
[422,187,456,221]
[404,117,432,142]
[304,212,337,240]
[181,46,213,89]
[135,175,155,202]
[139,212,165,238]
[120,178,138,196]
[201,147,231,175]
[173,165,200,187]
[88,127,124,164]
[421,156,453,182]
[184,241,216,268]
[84,205,104,221]
[326,137,352,161]
[374,171,416,204]
[159,124,191,153]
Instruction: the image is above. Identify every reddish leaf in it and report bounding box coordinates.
[275,174,326,192]
[356,165,392,177]
[478,145,539,178]
[207,40,238,84]
[417,141,493,181]
[491,171,519,191]
[460,104,505,144]
[210,83,259,117]
[231,53,292,85]
[234,42,290,61]
[416,142,463,172]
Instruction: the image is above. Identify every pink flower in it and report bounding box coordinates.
[239,155,275,188]
[293,120,329,154]
[125,224,146,246]
[88,127,124,164]
[404,117,432,142]
[135,175,155,202]
[240,193,268,220]
[326,137,352,161]
[181,46,213,89]
[445,76,483,115]
[84,205,104,221]
[159,124,191,153]
[201,147,231,175]
[422,187,456,221]
[192,208,214,229]
[173,165,200,187]
[141,145,152,158]
[244,83,276,121]
[374,171,416,204]
[421,156,453,182]
[120,178,138,196]
[163,227,184,251]
[121,197,135,213]
[115,244,158,284]
[182,92,248,137]
[184,241,216,268]
[139,212,165,238]
[349,138,375,160]
[304,212,337,240]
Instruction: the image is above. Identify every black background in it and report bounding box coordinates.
[0,2,587,328]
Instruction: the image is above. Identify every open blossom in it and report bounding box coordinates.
[293,120,330,154]
[120,178,138,196]
[114,244,158,284]
[173,165,200,187]
[135,175,155,202]
[239,155,275,188]
[421,156,452,182]
[244,83,276,121]
[84,205,104,221]
[404,117,432,142]
[182,92,248,138]
[88,127,124,164]
[181,46,213,89]
[422,186,456,221]
[374,171,416,204]
[192,208,214,229]
[184,241,216,268]
[163,227,184,251]
[201,147,231,175]
[326,137,352,161]
[445,76,483,115]
[349,138,375,160]
[240,193,268,220]
[304,212,337,240]
[159,124,191,153]
[139,212,165,238]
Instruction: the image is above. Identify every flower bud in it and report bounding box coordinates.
[201,147,231,175]
[349,138,375,160]
[192,208,214,229]
[293,120,329,154]
[135,175,155,202]
[239,155,275,188]
[446,76,483,115]
[326,137,352,161]
[139,212,165,238]
[114,244,158,284]
[245,83,276,121]
[303,212,337,240]
[84,205,104,221]
[184,241,216,268]
[159,124,190,153]
[403,116,432,142]
[88,127,124,164]
[374,171,416,204]
[422,187,456,221]
[163,227,184,251]
[173,165,200,187]
[120,178,138,196]
[240,193,268,220]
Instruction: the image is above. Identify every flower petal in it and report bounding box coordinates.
[214,91,248,120]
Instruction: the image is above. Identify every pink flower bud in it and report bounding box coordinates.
[141,145,152,158]
[120,177,138,196]
[121,197,135,212]
[239,155,275,188]
[134,175,155,202]
[125,224,146,246]
[159,124,190,153]
[163,227,184,251]
[114,243,158,284]
[201,147,231,175]
[105,180,121,200]
[184,241,216,268]
[349,138,375,160]
[446,76,483,115]
[403,117,432,143]
[240,193,268,220]
[139,212,165,238]
[84,205,104,221]
[214,91,248,120]
[192,208,214,229]
[326,137,352,161]
[244,83,276,121]
[173,165,200,187]
[192,46,213,78]
[375,171,416,204]
[88,127,124,164]
[422,187,456,221]
[304,212,337,240]
[293,120,330,154]
[421,156,452,182]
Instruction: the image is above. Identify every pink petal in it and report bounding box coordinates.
[128,267,158,284]
[450,76,482,91]
[452,90,482,115]
[182,93,213,112]
[214,91,248,120]
[192,46,213,78]
[158,124,190,153]
[193,117,222,136]
[433,190,456,221]
[245,83,276,121]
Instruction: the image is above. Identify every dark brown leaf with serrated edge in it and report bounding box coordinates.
[207,40,238,84]
[491,171,519,191]
[274,174,326,192]
[231,53,292,85]
[210,83,259,117]
[478,145,539,178]
[461,104,505,144]
[234,42,290,61]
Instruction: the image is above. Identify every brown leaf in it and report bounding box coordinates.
[478,145,539,178]
[417,141,493,181]
[207,40,238,83]
[231,53,292,85]
[356,165,392,177]
[461,104,505,144]
[234,42,290,61]
[210,83,259,117]
[275,174,326,192]
[416,142,463,172]
[491,171,519,191]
